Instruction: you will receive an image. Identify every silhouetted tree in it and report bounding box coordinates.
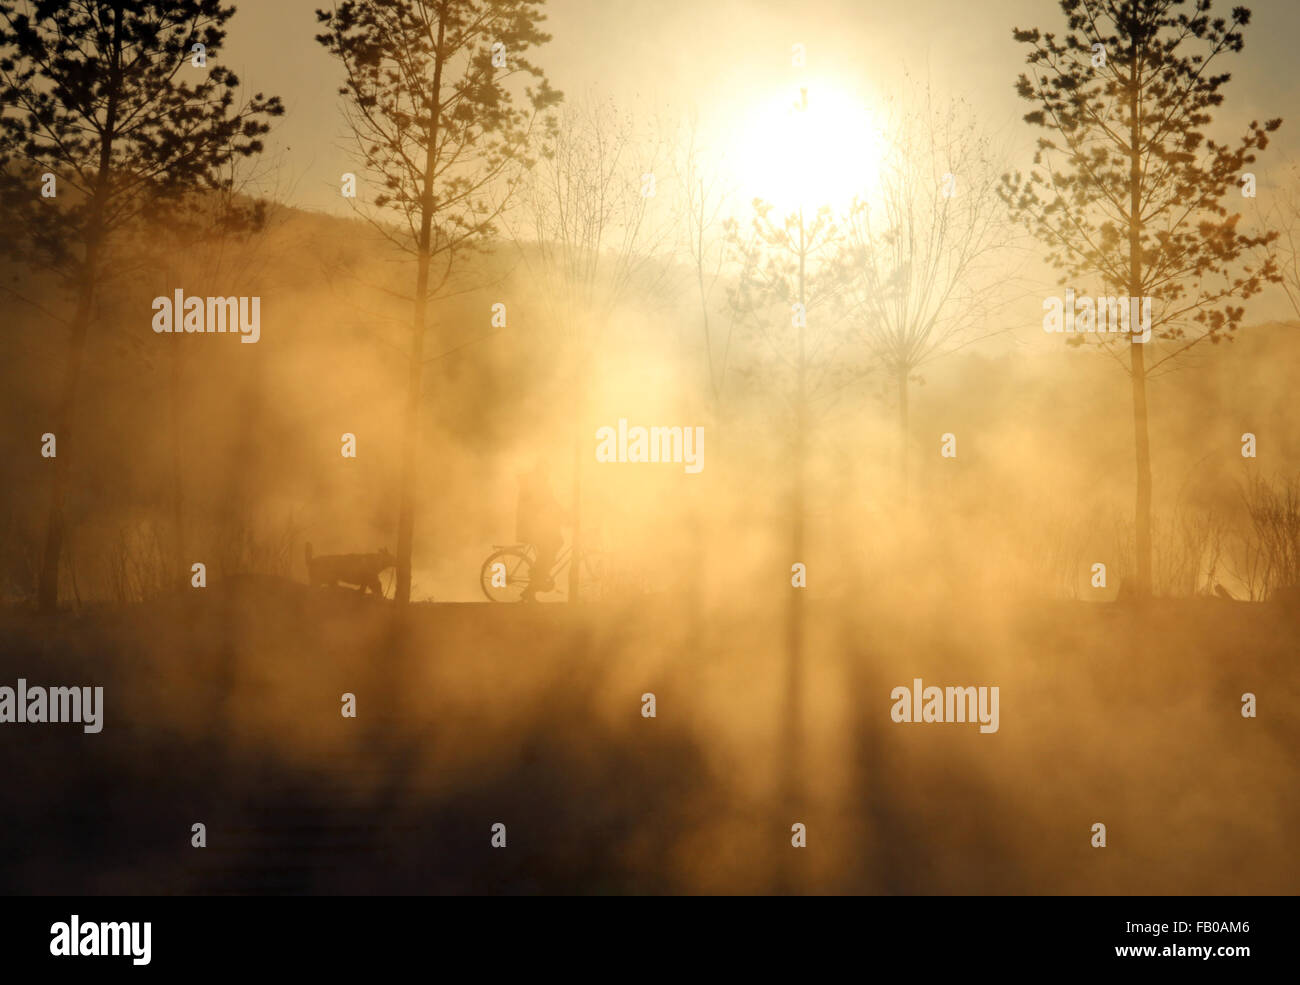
[0,0,282,612]
[1003,0,1281,597]
[317,0,560,603]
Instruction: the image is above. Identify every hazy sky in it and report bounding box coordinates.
[226,0,1300,215]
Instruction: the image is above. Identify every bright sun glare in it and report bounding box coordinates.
[730,82,886,215]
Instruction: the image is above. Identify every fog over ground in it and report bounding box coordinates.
[0,0,1296,895]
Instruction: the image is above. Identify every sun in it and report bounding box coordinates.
[729,82,886,215]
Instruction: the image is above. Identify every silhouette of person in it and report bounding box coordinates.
[516,458,565,601]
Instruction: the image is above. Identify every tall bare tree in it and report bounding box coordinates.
[846,82,1013,499]
[317,0,560,603]
[1003,0,1281,597]
[0,0,282,612]
[674,109,735,409]
[509,94,674,601]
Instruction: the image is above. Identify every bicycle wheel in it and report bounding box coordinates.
[480,547,534,602]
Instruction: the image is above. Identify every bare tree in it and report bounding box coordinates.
[508,94,675,600]
[845,81,1014,499]
[1237,472,1300,599]
[673,109,736,408]
[1252,162,1300,319]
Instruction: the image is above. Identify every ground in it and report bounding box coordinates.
[0,579,1295,894]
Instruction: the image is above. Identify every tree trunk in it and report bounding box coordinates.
[1128,40,1152,598]
[37,3,122,614]
[394,276,429,604]
[37,306,91,613]
[898,366,910,505]
[394,18,447,605]
[1129,342,1153,595]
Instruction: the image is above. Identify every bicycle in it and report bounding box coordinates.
[479,541,607,602]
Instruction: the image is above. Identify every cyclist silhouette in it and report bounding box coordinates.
[516,458,566,601]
